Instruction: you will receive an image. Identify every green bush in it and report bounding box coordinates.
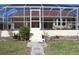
[19,27,30,41]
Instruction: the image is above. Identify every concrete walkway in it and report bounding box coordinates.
[27,28,47,55]
[27,42,47,55]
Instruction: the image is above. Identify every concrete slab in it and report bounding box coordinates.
[1,30,10,37]
[30,28,44,42]
[42,30,79,36]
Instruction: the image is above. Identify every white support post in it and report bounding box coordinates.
[7,15,8,30]
[11,23,14,30]
[60,8,62,30]
[3,14,4,30]
[76,8,78,30]
[30,8,32,29]
[56,18,58,27]
[39,8,41,29]
[11,16,14,30]
[65,19,67,29]
[42,6,44,30]
[54,19,57,30]
[6,7,8,30]
[23,6,26,27]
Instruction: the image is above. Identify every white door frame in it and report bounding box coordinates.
[30,8,41,30]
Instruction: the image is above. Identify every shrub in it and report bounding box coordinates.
[19,27,30,41]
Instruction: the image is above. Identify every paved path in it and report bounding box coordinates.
[27,42,47,55]
[28,28,47,55]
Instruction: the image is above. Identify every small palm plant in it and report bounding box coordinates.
[19,27,30,41]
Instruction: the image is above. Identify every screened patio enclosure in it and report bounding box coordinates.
[0,4,79,30]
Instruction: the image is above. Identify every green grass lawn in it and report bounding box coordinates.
[0,40,30,55]
[45,40,79,55]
